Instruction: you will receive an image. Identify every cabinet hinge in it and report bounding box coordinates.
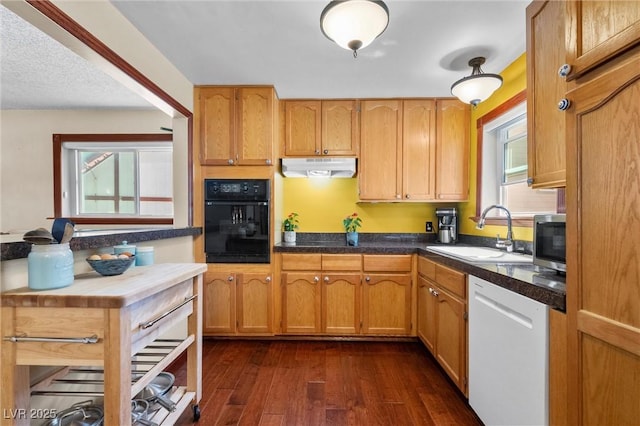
[463,312,468,321]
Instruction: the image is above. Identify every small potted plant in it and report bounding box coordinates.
[282,212,299,245]
[343,212,362,246]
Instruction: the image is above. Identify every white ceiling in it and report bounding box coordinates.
[0,4,155,110]
[1,0,529,109]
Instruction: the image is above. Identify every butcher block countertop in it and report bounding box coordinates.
[1,263,207,309]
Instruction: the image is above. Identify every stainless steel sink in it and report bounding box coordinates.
[426,245,533,264]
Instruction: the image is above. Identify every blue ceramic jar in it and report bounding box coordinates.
[28,243,74,290]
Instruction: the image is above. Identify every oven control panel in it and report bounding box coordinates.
[205,179,270,201]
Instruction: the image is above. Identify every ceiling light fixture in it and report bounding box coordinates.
[320,0,389,58]
[451,57,503,106]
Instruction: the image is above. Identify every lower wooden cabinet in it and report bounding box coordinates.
[362,273,412,335]
[203,269,273,336]
[417,256,468,395]
[280,253,413,336]
[323,273,361,334]
[282,272,321,334]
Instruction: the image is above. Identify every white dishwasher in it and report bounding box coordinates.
[468,275,549,426]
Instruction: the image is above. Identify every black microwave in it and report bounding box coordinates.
[533,214,566,273]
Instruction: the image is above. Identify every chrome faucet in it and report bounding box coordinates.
[476,204,514,252]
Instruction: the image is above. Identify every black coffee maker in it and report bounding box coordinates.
[436,208,458,244]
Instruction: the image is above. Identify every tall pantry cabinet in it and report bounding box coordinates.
[526,1,640,424]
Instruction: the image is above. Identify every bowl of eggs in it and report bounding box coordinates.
[86,252,135,276]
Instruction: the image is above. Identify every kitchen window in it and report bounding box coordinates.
[53,134,174,225]
[476,91,561,225]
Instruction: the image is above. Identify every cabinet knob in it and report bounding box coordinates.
[324,276,330,282]
[315,149,320,155]
[396,194,401,199]
[228,159,234,165]
[405,194,410,199]
[527,177,534,186]
[265,159,272,165]
[558,64,572,78]
[227,275,234,281]
[432,289,439,297]
[365,276,371,282]
[265,276,271,282]
[314,276,320,283]
[558,98,571,111]
[323,149,329,155]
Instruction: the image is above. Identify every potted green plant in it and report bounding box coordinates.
[282,212,299,245]
[343,212,362,246]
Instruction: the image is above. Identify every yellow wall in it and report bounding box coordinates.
[281,178,448,232]
[458,52,531,241]
[282,52,529,238]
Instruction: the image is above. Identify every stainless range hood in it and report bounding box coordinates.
[281,158,356,178]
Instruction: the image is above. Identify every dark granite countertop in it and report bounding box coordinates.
[275,233,566,312]
[1,227,202,261]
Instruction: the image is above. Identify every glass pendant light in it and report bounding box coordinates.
[320,0,389,57]
[451,57,503,106]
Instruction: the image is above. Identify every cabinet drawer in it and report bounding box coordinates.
[418,256,437,280]
[363,255,412,272]
[435,264,466,299]
[281,253,322,270]
[129,279,194,353]
[322,254,362,271]
[12,307,106,365]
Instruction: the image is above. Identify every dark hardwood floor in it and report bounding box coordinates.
[172,339,481,426]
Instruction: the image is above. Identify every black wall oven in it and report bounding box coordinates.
[204,179,270,263]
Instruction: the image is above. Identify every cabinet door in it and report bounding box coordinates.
[435,99,470,200]
[284,100,321,156]
[362,273,412,335]
[417,275,437,354]
[322,273,361,335]
[565,0,640,80]
[236,87,274,165]
[359,100,403,200]
[198,87,236,166]
[282,272,321,334]
[566,51,640,425]
[322,100,359,156]
[403,99,436,200]
[526,0,567,188]
[203,271,236,334]
[237,273,272,334]
[434,287,467,394]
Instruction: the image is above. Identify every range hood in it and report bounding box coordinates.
[281,158,356,178]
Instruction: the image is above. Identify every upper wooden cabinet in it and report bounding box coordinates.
[403,99,437,200]
[359,99,403,200]
[435,99,470,200]
[359,98,469,201]
[564,0,640,80]
[284,99,358,157]
[526,0,640,188]
[196,86,277,166]
[526,0,568,189]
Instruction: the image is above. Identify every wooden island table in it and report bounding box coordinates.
[1,263,206,426]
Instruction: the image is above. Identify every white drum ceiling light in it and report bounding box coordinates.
[320,0,389,58]
[451,57,503,106]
